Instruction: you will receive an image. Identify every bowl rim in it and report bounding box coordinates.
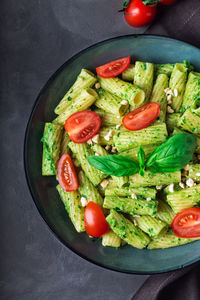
[24,34,200,275]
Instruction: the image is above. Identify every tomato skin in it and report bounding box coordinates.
[65,111,101,143]
[172,208,200,238]
[159,0,176,5]
[84,202,109,238]
[122,102,160,131]
[96,57,131,78]
[124,0,157,28]
[57,153,79,192]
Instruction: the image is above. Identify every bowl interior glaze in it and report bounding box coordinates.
[24,35,200,274]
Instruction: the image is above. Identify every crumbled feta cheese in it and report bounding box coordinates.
[179,182,185,189]
[174,88,178,97]
[120,100,128,105]
[184,164,189,171]
[186,178,195,187]
[131,193,137,199]
[92,134,99,143]
[100,179,109,189]
[167,106,174,114]
[87,139,93,145]
[196,173,200,177]
[168,183,174,193]
[104,130,114,141]
[95,82,101,89]
[164,88,174,95]
[115,124,121,129]
[167,94,172,104]
[105,145,111,151]
[156,185,163,190]
[111,146,117,153]
[133,219,138,227]
[80,197,88,207]
[116,116,121,119]
[104,135,110,141]
[95,153,99,156]
[133,214,140,218]
[146,197,152,201]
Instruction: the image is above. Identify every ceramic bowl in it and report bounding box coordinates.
[24,35,200,274]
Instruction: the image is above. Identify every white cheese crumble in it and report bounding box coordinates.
[179,182,185,189]
[80,197,88,207]
[92,134,99,143]
[133,219,138,227]
[168,183,175,193]
[100,179,109,189]
[115,124,121,129]
[167,94,172,104]
[174,88,178,97]
[87,139,93,145]
[105,145,111,151]
[146,197,152,201]
[95,82,101,89]
[104,130,114,141]
[95,153,99,156]
[156,185,163,190]
[186,178,195,187]
[120,100,128,105]
[133,214,140,218]
[196,173,200,177]
[131,193,137,199]
[167,105,174,114]
[164,88,174,96]
[111,146,117,153]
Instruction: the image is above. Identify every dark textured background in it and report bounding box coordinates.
[0,1,149,299]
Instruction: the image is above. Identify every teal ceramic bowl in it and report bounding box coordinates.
[24,35,200,274]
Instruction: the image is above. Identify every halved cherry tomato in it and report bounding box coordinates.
[57,153,79,192]
[159,0,176,5]
[84,202,109,238]
[96,57,131,78]
[124,0,157,28]
[122,102,160,131]
[172,208,200,238]
[65,111,101,143]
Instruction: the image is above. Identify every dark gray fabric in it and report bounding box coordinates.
[133,1,200,299]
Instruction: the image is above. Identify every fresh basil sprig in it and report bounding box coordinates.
[138,146,145,177]
[146,133,197,173]
[87,155,139,177]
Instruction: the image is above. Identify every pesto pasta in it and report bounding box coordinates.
[41,57,200,251]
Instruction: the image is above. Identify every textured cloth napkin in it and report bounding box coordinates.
[133,0,200,299]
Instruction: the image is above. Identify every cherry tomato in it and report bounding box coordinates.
[124,0,157,28]
[57,153,79,192]
[172,208,200,238]
[96,57,131,78]
[65,111,101,143]
[122,102,160,131]
[159,0,176,5]
[84,202,109,238]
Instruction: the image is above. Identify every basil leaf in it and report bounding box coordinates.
[146,133,197,173]
[138,146,145,177]
[87,155,139,177]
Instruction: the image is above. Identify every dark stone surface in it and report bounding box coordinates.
[0,1,149,299]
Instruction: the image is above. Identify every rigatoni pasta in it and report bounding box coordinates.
[42,57,200,251]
